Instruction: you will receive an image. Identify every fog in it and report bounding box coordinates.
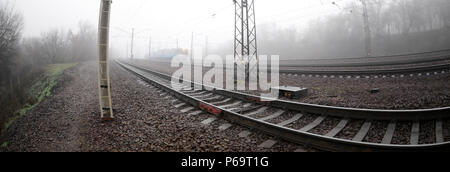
[5,0,450,60]
[10,0,343,58]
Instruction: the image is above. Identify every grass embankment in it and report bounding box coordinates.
[2,63,78,135]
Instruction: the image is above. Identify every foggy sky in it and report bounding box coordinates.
[8,0,343,58]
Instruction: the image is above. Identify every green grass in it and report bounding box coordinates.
[1,142,8,148]
[3,63,78,131]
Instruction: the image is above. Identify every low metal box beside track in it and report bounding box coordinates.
[272,86,308,99]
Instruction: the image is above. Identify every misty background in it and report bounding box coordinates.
[11,0,450,60]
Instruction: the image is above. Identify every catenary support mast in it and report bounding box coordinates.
[233,0,258,87]
[97,0,114,120]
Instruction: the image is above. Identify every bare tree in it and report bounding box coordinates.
[40,29,70,63]
[0,1,23,130]
[68,21,96,62]
[0,1,23,85]
[219,0,450,59]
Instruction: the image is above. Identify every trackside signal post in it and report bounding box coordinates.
[98,0,114,121]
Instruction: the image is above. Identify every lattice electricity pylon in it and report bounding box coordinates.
[233,0,258,88]
[97,0,114,121]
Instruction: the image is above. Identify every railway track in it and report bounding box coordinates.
[116,60,450,152]
[146,49,450,77]
[280,48,450,67]
[279,49,450,76]
[280,63,450,77]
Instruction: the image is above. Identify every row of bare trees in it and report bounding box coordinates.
[0,1,22,89]
[20,22,97,66]
[0,1,24,131]
[253,0,450,59]
[0,1,97,131]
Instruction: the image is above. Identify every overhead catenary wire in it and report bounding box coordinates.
[121,0,148,28]
[156,0,349,52]
[111,1,236,54]
[192,0,353,36]
[258,0,350,21]
[171,3,235,37]
[200,0,351,36]
[131,1,344,51]
[113,0,381,57]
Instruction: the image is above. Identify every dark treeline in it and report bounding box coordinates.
[0,2,24,128]
[245,0,450,59]
[20,22,97,66]
[0,1,97,130]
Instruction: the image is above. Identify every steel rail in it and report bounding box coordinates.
[280,48,450,67]
[116,60,450,152]
[279,63,450,76]
[146,49,450,76]
[120,60,450,121]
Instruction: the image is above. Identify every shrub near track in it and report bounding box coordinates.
[1,63,78,135]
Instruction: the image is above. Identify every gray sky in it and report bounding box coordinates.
[8,0,346,58]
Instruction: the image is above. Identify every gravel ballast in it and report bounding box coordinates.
[266,112,297,125]
[335,120,365,140]
[309,117,341,135]
[1,61,311,152]
[127,59,450,110]
[443,119,450,142]
[285,114,318,130]
[419,121,436,144]
[363,121,389,143]
[391,122,412,145]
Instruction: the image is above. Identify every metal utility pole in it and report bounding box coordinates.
[205,36,208,57]
[126,43,129,58]
[97,0,114,121]
[361,0,372,57]
[176,38,179,49]
[148,35,152,58]
[233,0,258,86]
[190,32,194,61]
[130,28,135,60]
